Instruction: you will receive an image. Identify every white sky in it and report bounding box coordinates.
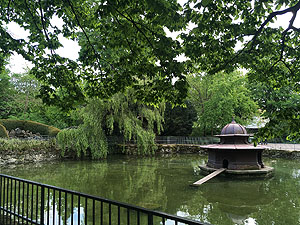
[6,16,81,74]
[6,2,299,74]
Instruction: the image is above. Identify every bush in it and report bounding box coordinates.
[0,119,60,137]
[0,138,58,152]
[0,124,8,138]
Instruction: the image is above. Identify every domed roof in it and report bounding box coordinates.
[221,120,247,135]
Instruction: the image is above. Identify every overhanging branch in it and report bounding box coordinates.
[38,0,55,56]
[251,1,300,49]
[106,2,155,49]
[216,1,300,74]
[65,0,114,74]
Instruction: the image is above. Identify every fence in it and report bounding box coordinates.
[155,136,218,145]
[107,136,219,146]
[264,143,300,151]
[0,174,210,225]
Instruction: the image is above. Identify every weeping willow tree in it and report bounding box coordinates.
[57,89,165,159]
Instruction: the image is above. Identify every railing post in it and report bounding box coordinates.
[148,212,153,225]
[40,186,45,225]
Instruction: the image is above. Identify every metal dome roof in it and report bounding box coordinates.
[220,120,247,135]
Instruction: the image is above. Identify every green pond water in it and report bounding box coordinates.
[1,154,300,225]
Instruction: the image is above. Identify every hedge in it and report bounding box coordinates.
[0,119,60,137]
[0,124,8,138]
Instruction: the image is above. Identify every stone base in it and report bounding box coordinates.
[199,165,274,178]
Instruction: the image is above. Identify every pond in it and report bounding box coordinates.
[1,154,300,225]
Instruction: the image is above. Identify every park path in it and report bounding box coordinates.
[261,143,300,151]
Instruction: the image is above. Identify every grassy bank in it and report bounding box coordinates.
[0,138,59,152]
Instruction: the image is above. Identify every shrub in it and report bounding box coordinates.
[0,138,58,152]
[0,119,60,137]
[0,124,8,138]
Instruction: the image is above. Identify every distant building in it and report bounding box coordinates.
[245,116,269,134]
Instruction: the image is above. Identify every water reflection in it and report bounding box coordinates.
[196,179,274,224]
[2,155,300,225]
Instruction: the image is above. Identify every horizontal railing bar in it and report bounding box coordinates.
[0,206,39,225]
[0,173,210,225]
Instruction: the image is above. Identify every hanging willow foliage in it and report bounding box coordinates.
[57,89,165,159]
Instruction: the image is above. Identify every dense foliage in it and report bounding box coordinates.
[182,1,300,76]
[249,79,300,142]
[0,69,16,118]
[0,138,57,152]
[0,71,76,128]
[1,0,300,139]
[161,101,197,136]
[0,0,186,108]
[182,0,300,139]
[188,71,258,136]
[57,89,164,159]
[10,72,41,119]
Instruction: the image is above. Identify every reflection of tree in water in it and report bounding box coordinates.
[176,158,300,225]
[2,155,208,224]
[1,160,109,193]
[177,177,274,225]
[159,156,207,215]
[4,156,300,225]
[252,159,300,225]
[1,156,169,224]
[97,157,168,211]
[1,161,110,225]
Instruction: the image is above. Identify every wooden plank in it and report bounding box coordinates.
[191,168,226,186]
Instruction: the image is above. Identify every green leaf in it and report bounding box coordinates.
[202,0,212,7]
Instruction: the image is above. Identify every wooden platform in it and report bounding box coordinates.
[199,165,274,178]
[191,168,226,186]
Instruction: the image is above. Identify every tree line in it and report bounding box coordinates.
[1,0,299,157]
[1,66,263,157]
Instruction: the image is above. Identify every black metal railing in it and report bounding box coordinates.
[0,174,210,225]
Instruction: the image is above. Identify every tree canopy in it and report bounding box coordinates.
[0,68,15,118]
[188,71,258,136]
[0,0,186,108]
[0,69,75,128]
[182,0,300,77]
[249,77,300,142]
[161,101,197,136]
[181,1,300,139]
[1,0,300,138]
